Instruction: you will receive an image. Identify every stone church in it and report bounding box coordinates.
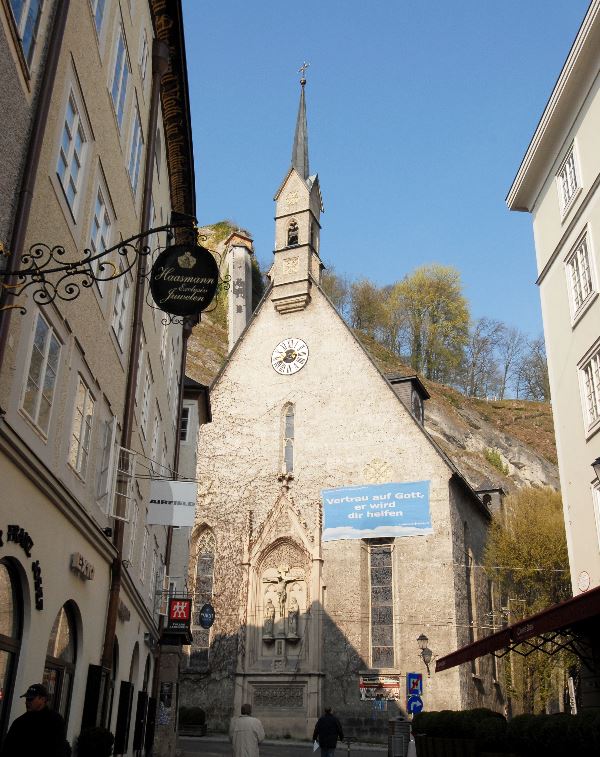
[180,78,504,738]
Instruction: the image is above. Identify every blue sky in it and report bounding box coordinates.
[182,1,591,338]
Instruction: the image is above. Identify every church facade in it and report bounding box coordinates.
[181,80,504,738]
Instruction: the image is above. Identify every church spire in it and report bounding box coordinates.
[291,64,310,180]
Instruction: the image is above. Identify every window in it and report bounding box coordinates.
[57,93,87,213]
[581,347,600,430]
[140,363,152,438]
[111,26,130,129]
[149,548,157,600]
[179,405,190,442]
[287,220,299,246]
[43,603,77,726]
[0,560,23,737]
[190,531,215,670]
[557,147,579,215]
[160,323,168,367]
[566,234,595,317]
[89,186,112,292]
[69,377,95,477]
[151,402,161,462]
[370,544,394,668]
[140,528,149,582]
[128,499,139,565]
[139,29,149,86]
[283,404,294,473]
[96,415,117,510]
[8,0,43,67]
[21,312,60,434]
[134,331,145,405]
[128,105,144,193]
[111,265,131,348]
[91,0,106,34]
[594,487,600,551]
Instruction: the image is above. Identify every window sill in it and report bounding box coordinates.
[571,291,598,329]
[585,418,600,442]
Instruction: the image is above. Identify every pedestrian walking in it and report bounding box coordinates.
[229,703,265,757]
[0,683,70,757]
[312,706,344,757]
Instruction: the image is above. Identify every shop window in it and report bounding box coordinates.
[0,561,23,739]
[43,602,78,726]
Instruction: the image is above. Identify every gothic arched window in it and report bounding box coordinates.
[190,531,215,670]
[287,220,299,246]
[284,404,294,473]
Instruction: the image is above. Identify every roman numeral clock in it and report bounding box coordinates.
[271,338,309,375]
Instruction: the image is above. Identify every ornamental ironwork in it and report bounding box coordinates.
[0,216,229,319]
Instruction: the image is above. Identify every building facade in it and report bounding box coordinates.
[507,0,600,708]
[0,1,195,753]
[181,80,503,739]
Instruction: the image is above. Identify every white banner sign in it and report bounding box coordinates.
[147,480,197,526]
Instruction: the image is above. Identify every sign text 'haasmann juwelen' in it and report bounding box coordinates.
[150,244,219,316]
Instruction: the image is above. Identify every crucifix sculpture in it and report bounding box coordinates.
[263,565,297,618]
[298,61,310,82]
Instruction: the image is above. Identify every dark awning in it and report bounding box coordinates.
[436,584,600,673]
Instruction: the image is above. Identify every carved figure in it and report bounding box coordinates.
[264,599,275,636]
[288,596,299,636]
[262,566,297,618]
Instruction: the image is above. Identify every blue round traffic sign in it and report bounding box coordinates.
[407,694,423,714]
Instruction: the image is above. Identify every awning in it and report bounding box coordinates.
[436,584,600,673]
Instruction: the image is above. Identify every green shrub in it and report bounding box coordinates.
[507,712,600,757]
[484,448,509,475]
[178,706,206,726]
[412,708,507,750]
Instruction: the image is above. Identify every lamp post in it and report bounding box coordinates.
[592,457,600,483]
[417,633,433,677]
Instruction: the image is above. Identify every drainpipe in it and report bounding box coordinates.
[100,38,170,679]
[0,1,70,375]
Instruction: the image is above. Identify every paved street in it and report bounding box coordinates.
[178,735,387,757]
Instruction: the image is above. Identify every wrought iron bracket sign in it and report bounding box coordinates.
[0,217,227,317]
[149,243,219,316]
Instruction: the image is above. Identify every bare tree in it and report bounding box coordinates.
[459,318,504,398]
[497,326,526,400]
[516,335,550,401]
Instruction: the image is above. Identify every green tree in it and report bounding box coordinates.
[484,487,572,713]
[348,278,386,337]
[394,264,469,381]
[321,265,350,318]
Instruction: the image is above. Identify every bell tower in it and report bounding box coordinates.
[271,72,324,314]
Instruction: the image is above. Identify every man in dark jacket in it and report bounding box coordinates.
[0,683,69,757]
[312,707,344,756]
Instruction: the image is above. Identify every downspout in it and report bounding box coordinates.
[0,1,70,375]
[100,38,170,677]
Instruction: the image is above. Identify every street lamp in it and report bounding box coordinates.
[417,633,433,677]
[592,457,600,484]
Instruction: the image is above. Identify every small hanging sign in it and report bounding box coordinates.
[150,244,219,316]
[199,603,215,629]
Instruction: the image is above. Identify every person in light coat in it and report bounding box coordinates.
[229,703,265,757]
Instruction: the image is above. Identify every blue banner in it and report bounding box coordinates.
[321,481,432,542]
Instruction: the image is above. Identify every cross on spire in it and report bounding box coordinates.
[298,61,310,85]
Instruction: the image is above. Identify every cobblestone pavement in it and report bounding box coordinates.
[178,735,387,757]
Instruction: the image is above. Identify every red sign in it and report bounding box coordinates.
[167,598,192,632]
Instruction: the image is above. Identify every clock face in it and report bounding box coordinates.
[271,338,309,375]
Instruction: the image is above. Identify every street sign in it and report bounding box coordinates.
[407,694,423,714]
[407,672,423,697]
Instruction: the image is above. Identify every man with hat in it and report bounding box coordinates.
[0,683,70,757]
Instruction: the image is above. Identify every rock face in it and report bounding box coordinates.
[423,393,559,491]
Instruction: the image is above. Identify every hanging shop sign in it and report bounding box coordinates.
[199,603,215,630]
[150,244,219,316]
[166,597,192,634]
[147,480,197,527]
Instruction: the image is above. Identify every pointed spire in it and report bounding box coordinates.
[291,66,309,181]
